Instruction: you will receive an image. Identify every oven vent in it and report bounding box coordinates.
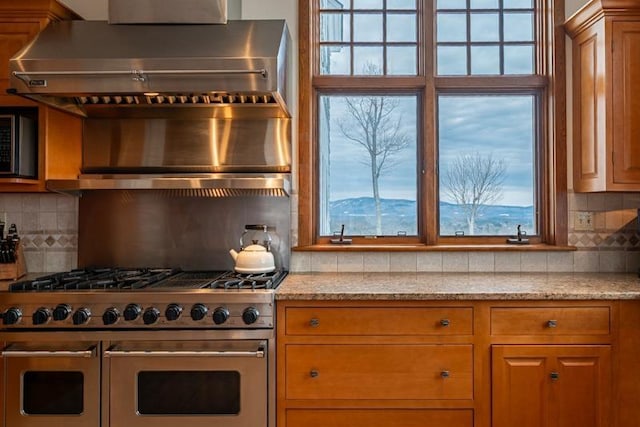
[75,93,277,106]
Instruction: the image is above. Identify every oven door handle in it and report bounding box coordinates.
[0,346,97,358]
[103,349,265,358]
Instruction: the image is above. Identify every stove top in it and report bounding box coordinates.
[9,268,287,292]
[1,268,287,330]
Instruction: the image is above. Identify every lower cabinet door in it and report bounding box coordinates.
[286,409,473,427]
[285,344,473,400]
[492,345,611,427]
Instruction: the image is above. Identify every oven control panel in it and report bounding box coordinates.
[0,300,274,329]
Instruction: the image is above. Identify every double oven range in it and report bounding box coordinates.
[0,268,286,427]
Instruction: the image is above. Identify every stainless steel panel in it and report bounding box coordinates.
[9,20,290,117]
[107,338,267,427]
[82,117,291,171]
[109,0,227,24]
[77,191,290,271]
[2,341,101,427]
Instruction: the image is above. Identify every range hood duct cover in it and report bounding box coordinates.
[108,0,227,24]
[8,19,290,118]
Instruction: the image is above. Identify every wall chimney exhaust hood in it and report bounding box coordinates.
[8,18,290,118]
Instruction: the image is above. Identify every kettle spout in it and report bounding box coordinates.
[229,249,238,261]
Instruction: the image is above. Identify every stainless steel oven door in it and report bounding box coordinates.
[0,341,100,427]
[104,340,267,427]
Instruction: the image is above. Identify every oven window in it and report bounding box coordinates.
[137,371,241,415]
[23,371,84,415]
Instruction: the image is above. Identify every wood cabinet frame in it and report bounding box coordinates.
[277,299,622,427]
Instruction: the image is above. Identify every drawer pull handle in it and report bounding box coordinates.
[440,319,450,327]
[440,370,450,379]
[310,369,319,378]
[547,320,558,328]
[309,318,320,328]
[550,371,559,381]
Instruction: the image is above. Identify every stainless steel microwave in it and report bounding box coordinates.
[0,108,37,178]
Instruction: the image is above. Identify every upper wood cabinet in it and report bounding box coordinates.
[0,0,81,192]
[565,0,640,191]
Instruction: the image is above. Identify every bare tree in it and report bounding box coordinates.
[338,93,410,235]
[441,153,507,235]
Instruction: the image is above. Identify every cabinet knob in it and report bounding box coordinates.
[309,369,319,378]
[440,319,450,327]
[547,319,558,328]
[440,370,450,379]
[550,371,560,381]
[309,318,320,328]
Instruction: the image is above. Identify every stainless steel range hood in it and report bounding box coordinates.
[46,113,292,197]
[8,19,290,118]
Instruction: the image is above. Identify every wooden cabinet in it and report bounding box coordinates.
[565,0,640,191]
[286,344,473,400]
[284,307,473,335]
[277,302,476,427]
[490,306,610,336]
[0,0,81,192]
[490,303,613,427]
[278,300,618,427]
[286,409,474,427]
[492,345,611,427]
[616,301,640,427]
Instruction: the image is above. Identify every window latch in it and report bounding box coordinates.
[506,224,530,245]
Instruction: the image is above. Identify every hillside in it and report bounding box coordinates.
[328,197,534,236]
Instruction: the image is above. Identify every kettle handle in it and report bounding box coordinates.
[244,224,268,231]
[241,225,269,249]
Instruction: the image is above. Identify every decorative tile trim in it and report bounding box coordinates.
[568,231,640,248]
[21,233,78,250]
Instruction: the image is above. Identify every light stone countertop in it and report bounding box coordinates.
[276,272,640,300]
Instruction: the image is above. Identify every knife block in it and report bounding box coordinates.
[0,241,26,281]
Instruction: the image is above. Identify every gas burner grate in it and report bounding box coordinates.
[208,270,287,290]
[9,268,179,292]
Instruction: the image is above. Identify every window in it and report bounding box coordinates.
[298,0,566,247]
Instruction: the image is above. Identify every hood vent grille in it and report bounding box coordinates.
[161,188,289,197]
[76,93,276,106]
[46,174,292,198]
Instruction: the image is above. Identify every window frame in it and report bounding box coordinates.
[297,0,567,248]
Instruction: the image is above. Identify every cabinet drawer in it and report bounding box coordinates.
[286,409,473,427]
[285,307,473,336]
[285,344,473,400]
[491,307,610,335]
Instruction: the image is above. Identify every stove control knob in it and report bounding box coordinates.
[52,304,72,321]
[72,308,91,325]
[123,304,142,321]
[165,304,183,321]
[33,307,51,325]
[212,307,230,325]
[242,307,260,325]
[143,307,160,325]
[190,304,208,321]
[3,307,22,325]
[102,307,120,325]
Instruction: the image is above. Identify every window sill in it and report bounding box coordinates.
[293,244,577,252]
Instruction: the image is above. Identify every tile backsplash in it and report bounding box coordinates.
[0,191,638,274]
[0,193,78,273]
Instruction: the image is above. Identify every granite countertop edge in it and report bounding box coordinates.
[276,272,640,301]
